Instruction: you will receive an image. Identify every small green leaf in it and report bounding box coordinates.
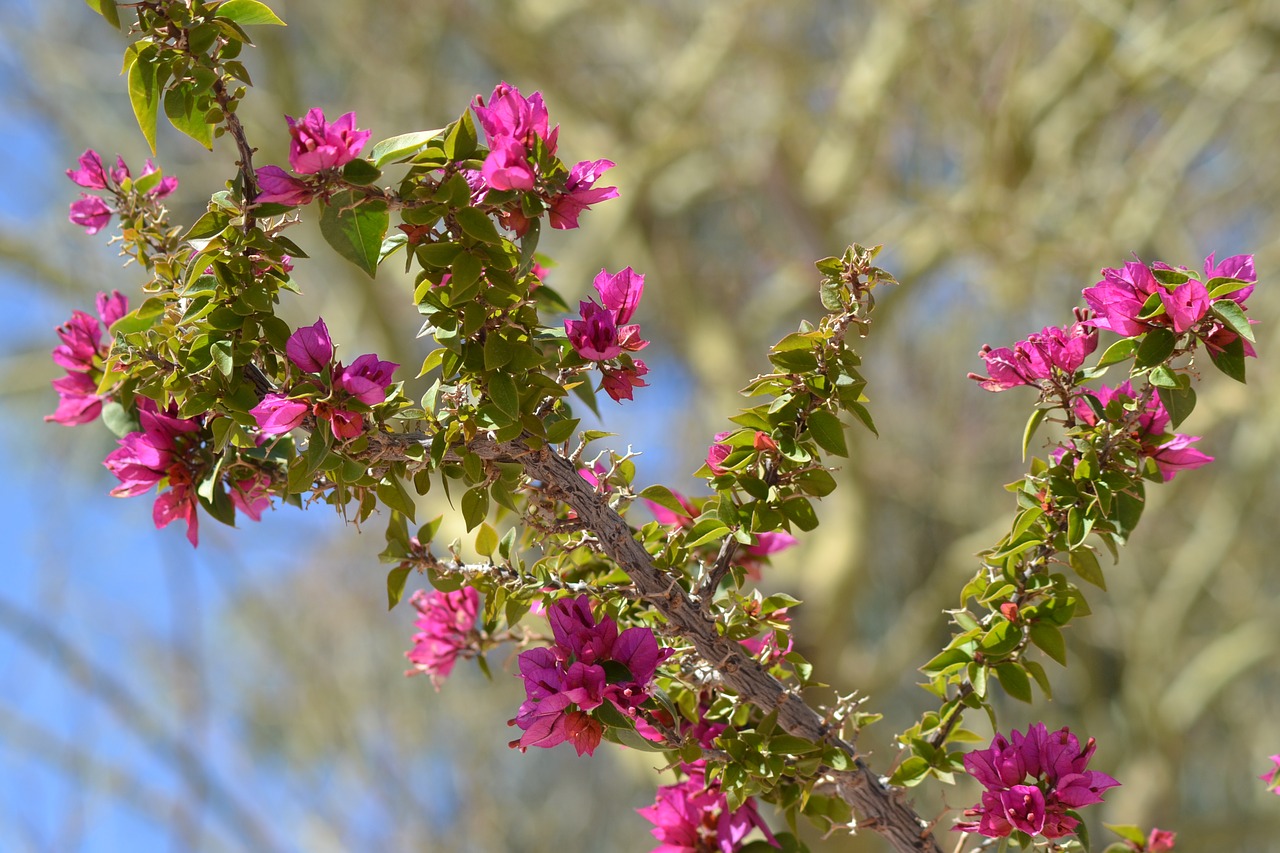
[461,486,489,531]
[216,0,286,26]
[84,0,120,29]
[340,158,382,185]
[1094,337,1136,368]
[639,485,690,517]
[455,207,501,244]
[1211,299,1255,342]
[807,409,848,457]
[386,566,411,609]
[475,522,499,557]
[1157,384,1196,430]
[781,497,819,531]
[1103,824,1149,845]
[210,339,234,377]
[126,50,163,154]
[686,518,731,548]
[370,129,446,168]
[1069,547,1106,590]
[163,83,214,149]
[1134,327,1176,368]
[1029,622,1067,665]
[887,756,931,787]
[488,371,520,419]
[1022,407,1047,462]
[319,191,389,277]
[1209,335,1247,383]
[994,663,1032,703]
[376,475,417,522]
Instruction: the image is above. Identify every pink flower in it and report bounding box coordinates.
[69,195,113,234]
[549,158,618,229]
[404,588,480,688]
[1203,252,1256,305]
[1146,828,1176,851]
[594,266,645,325]
[321,405,364,439]
[51,310,103,373]
[472,82,558,154]
[1158,279,1210,333]
[253,164,315,206]
[250,394,309,436]
[285,318,334,373]
[286,108,370,174]
[230,472,273,522]
[566,267,649,364]
[103,406,205,547]
[152,465,199,547]
[1074,383,1213,481]
[1258,754,1280,794]
[567,301,623,361]
[510,595,669,755]
[336,353,398,405]
[480,138,537,191]
[956,724,1119,840]
[970,321,1098,392]
[45,372,103,426]
[66,149,108,189]
[601,360,649,402]
[96,290,128,327]
[139,160,178,198]
[1083,260,1160,337]
[706,437,732,475]
[1149,433,1213,481]
[638,764,778,853]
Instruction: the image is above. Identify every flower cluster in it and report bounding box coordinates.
[472,82,618,230]
[1071,382,1212,481]
[255,109,371,205]
[250,318,399,440]
[103,402,205,546]
[970,318,1098,393]
[45,291,128,426]
[66,149,177,234]
[404,588,480,688]
[955,723,1119,840]
[510,595,668,756]
[1083,254,1254,344]
[565,267,651,402]
[638,762,778,853]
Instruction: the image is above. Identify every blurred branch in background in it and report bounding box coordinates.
[1,0,1278,850]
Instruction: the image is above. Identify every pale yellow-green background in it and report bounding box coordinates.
[3,1,1279,850]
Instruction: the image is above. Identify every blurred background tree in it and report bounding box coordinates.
[2,0,1278,850]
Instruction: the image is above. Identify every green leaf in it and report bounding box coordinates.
[340,158,382,185]
[1104,824,1149,845]
[216,0,286,26]
[994,663,1032,703]
[781,497,819,531]
[1211,299,1255,342]
[488,371,520,419]
[376,475,417,522]
[807,409,848,457]
[210,339,234,377]
[1029,621,1067,665]
[163,83,214,149]
[1022,407,1047,462]
[319,191,389,277]
[1069,547,1106,590]
[370,129,446,168]
[1209,335,1247,383]
[475,522,499,557]
[638,485,689,517]
[1094,337,1136,368]
[126,50,163,154]
[84,0,120,28]
[887,756,931,787]
[443,111,478,161]
[100,400,139,437]
[686,518,731,548]
[386,566,411,610]
[1134,327,1176,368]
[461,486,488,531]
[455,207,501,245]
[1156,384,1196,430]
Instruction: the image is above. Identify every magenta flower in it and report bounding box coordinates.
[254,164,314,206]
[955,723,1119,840]
[1148,433,1213,481]
[46,291,129,426]
[336,353,398,405]
[103,406,204,547]
[52,311,103,373]
[320,405,364,439]
[66,149,108,189]
[1258,754,1280,794]
[45,372,103,426]
[481,138,538,191]
[567,301,623,361]
[1083,260,1160,337]
[69,195,113,234]
[404,587,480,688]
[1158,279,1210,333]
[250,394,309,436]
[970,321,1097,392]
[229,472,273,522]
[473,82,558,154]
[286,108,370,174]
[1146,828,1177,851]
[285,318,334,373]
[1074,383,1213,481]
[549,158,619,229]
[96,290,128,327]
[566,267,649,363]
[510,595,669,756]
[1203,252,1256,304]
[706,433,733,475]
[139,160,178,198]
[601,359,649,402]
[638,764,778,853]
